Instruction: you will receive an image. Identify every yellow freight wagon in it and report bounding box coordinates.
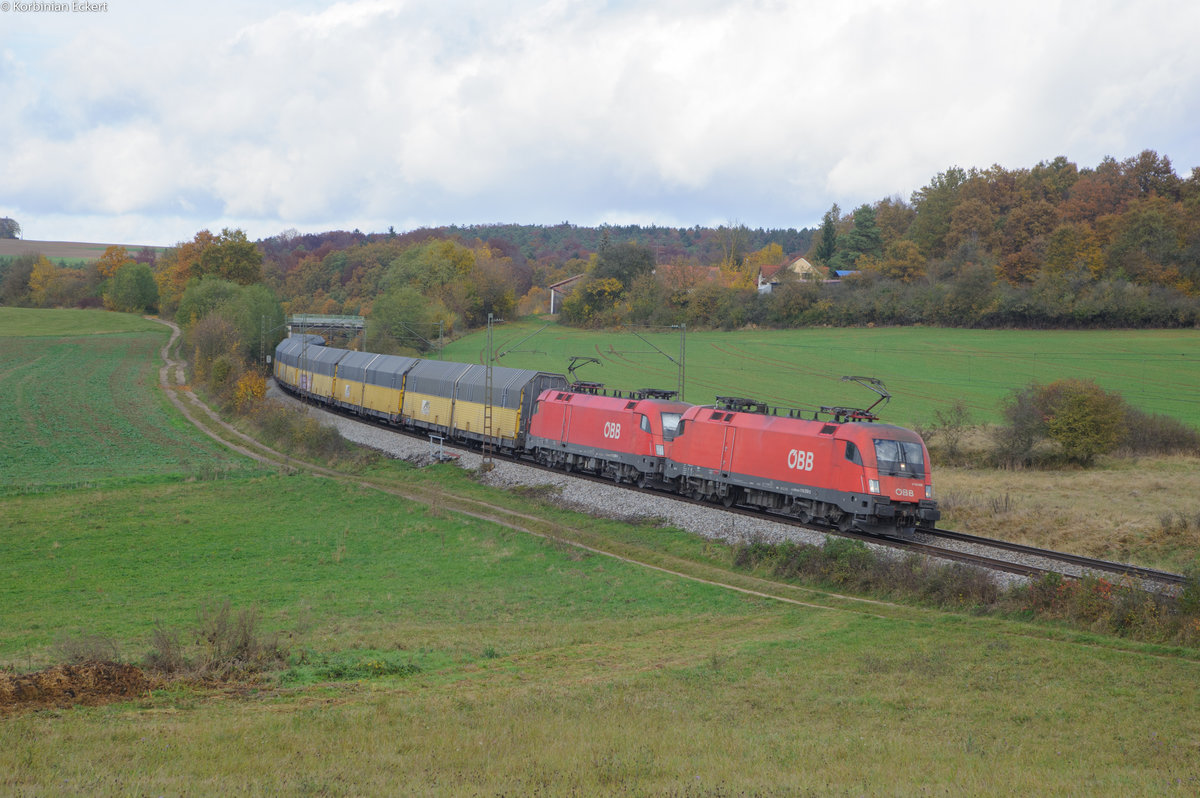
[273,336,568,452]
[401,361,567,450]
[332,351,418,420]
[273,335,327,395]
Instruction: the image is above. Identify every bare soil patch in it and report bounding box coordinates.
[0,661,154,713]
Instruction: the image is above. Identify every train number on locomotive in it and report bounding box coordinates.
[787,449,815,471]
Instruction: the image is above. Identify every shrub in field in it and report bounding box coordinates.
[994,379,1126,467]
[52,633,120,664]
[208,353,239,393]
[194,600,287,677]
[732,539,1200,644]
[1119,407,1200,456]
[1021,572,1074,616]
[141,601,287,678]
[233,371,267,413]
[1180,573,1200,616]
[1038,379,1125,466]
[993,384,1045,468]
[190,313,240,384]
[925,399,973,463]
[733,537,997,608]
[144,623,187,674]
[819,537,876,585]
[248,400,373,466]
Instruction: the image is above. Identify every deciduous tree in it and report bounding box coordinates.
[96,245,135,279]
[878,240,926,283]
[104,263,159,313]
[28,256,67,307]
[909,166,967,258]
[593,241,655,290]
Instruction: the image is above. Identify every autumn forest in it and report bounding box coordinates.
[2,150,1199,357]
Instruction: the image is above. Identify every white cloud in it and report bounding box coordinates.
[1,0,1198,244]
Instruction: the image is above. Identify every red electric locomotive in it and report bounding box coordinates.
[663,391,939,539]
[525,384,693,486]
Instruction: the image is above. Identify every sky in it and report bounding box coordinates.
[2,0,1199,247]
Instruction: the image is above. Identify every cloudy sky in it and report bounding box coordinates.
[3,0,1199,246]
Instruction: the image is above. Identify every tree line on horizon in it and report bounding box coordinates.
[2,149,1199,339]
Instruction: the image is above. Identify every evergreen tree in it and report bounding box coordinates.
[831,204,884,271]
[814,204,840,268]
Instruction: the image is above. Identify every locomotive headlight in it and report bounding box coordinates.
[868,479,880,495]
[925,484,934,499]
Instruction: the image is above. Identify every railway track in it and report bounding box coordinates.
[919,527,1187,590]
[280,382,1188,594]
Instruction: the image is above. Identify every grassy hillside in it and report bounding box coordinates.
[0,308,255,494]
[440,319,1200,429]
[3,308,1199,794]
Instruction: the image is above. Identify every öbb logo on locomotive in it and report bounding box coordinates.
[787,449,815,471]
[603,421,622,439]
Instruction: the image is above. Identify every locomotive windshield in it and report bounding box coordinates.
[661,412,683,438]
[873,438,926,478]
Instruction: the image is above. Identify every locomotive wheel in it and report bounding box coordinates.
[722,491,737,508]
[636,474,647,489]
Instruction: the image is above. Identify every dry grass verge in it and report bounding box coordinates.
[937,455,1200,571]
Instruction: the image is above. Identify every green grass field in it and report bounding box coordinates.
[439,319,1200,429]
[0,308,254,494]
[5,473,1200,795]
[3,308,1200,795]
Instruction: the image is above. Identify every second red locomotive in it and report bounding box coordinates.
[525,385,692,487]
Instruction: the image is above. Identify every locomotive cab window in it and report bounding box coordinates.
[845,442,862,465]
[639,414,651,433]
[873,439,926,478]
[661,412,682,439]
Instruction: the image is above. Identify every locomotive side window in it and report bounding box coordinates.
[873,439,926,478]
[639,414,651,433]
[845,442,862,464]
